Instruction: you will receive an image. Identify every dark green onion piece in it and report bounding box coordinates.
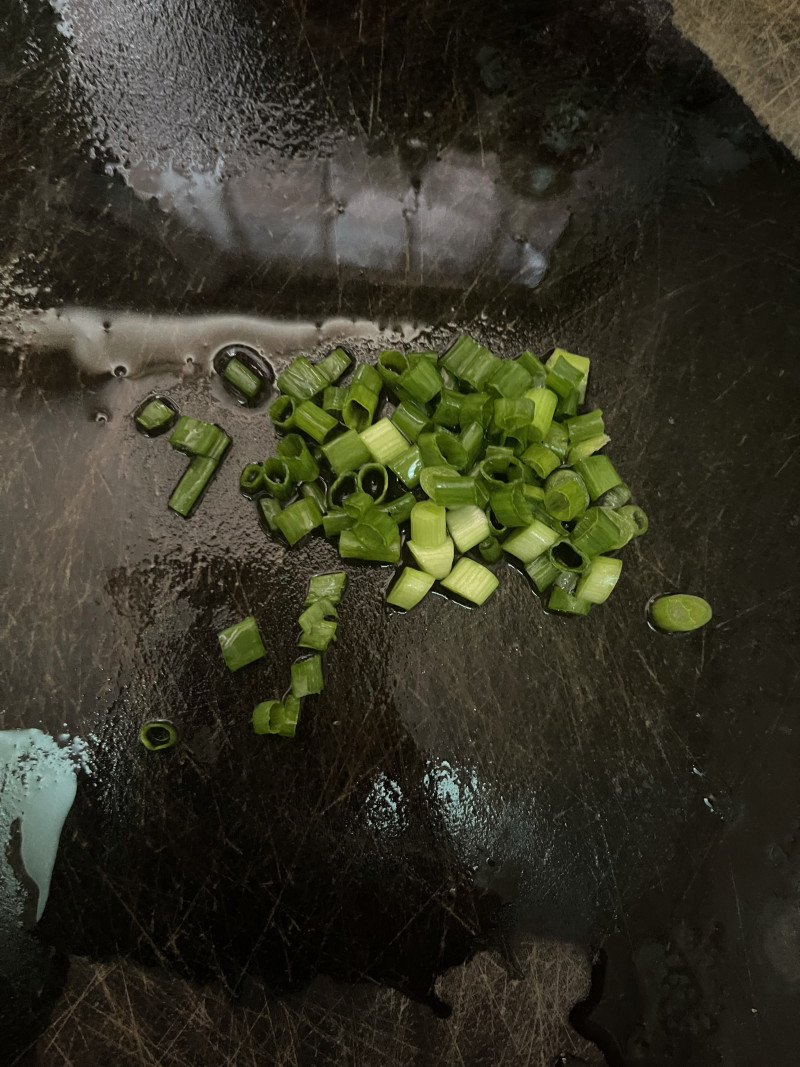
[619,505,649,538]
[544,470,589,521]
[269,395,296,432]
[545,348,590,403]
[567,409,604,445]
[139,720,178,751]
[323,385,347,414]
[322,508,353,537]
[377,349,409,390]
[502,519,560,563]
[397,358,443,404]
[545,354,584,400]
[570,507,629,557]
[386,567,435,610]
[218,615,267,672]
[517,350,547,388]
[441,335,484,377]
[339,528,400,564]
[440,558,499,606]
[419,467,478,507]
[459,421,485,469]
[478,536,503,563]
[525,554,560,592]
[461,348,502,391]
[555,389,579,419]
[392,400,432,442]
[388,445,422,489]
[293,400,338,444]
[547,585,592,615]
[224,357,261,399]
[327,471,359,508]
[543,421,569,460]
[205,430,231,465]
[407,538,454,579]
[253,696,301,737]
[598,482,632,508]
[521,442,560,479]
[322,429,371,475]
[379,491,415,523]
[277,356,327,401]
[479,453,525,486]
[360,418,409,464]
[567,434,611,465]
[487,360,533,398]
[433,389,464,428]
[573,455,622,500]
[275,497,323,545]
[357,462,389,503]
[576,556,622,604]
[298,619,338,651]
[169,456,217,517]
[259,495,282,533]
[649,594,712,633]
[317,347,352,383]
[301,481,327,514]
[263,457,294,500]
[548,539,591,574]
[489,483,531,527]
[418,432,449,469]
[460,392,493,429]
[525,388,558,442]
[169,416,223,457]
[240,462,266,497]
[434,429,469,470]
[492,397,535,434]
[135,398,175,434]
[278,433,320,482]
[305,571,347,605]
[343,380,380,432]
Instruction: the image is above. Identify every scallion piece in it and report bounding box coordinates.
[441,335,484,377]
[322,429,371,475]
[386,567,435,610]
[301,481,327,514]
[460,348,502,391]
[567,409,605,445]
[440,558,499,606]
[478,536,503,563]
[492,397,535,434]
[377,349,409,390]
[419,467,478,507]
[259,495,282,533]
[517,350,547,388]
[277,355,328,401]
[418,431,449,468]
[573,455,622,500]
[619,505,649,538]
[521,442,560,479]
[479,453,525,486]
[218,615,266,672]
[169,456,217,517]
[489,483,531,527]
[460,392,493,429]
[224,357,261,399]
[576,556,622,604]
[397,358,443,404]
[343,364,382,431]
[357,462,389,503]
[649,594,712,633]
[570,507,628,557]
[263,456,294,500]
[567,434,611,464]
[275,497,323,545]
[502,519,559,563]
[240,462,266,497]
[298,597,338,630]
[545,353,584,400]
[433,389,464,428]
[598,482,632,508]
[524,388,558,442]
[139,720,178,751]
[545,348,590,403]
[360,418,409,465]
[253,696,300,737]
[322,508,352,537]
[135,397,176,434]
[278,433,320,482]
[305,572,347,605]
[547,585,592,615]
[317,347,352,383]
[525,554,560,592]
[459,422,484,469]
[548,540,591,574]
[407,538,454,579]
[487,359,533,398]
[291,654,324,697]
[555,389,579,419]
[323,385,347,414]
[446,505,491,553]
[544,470,589,521]
[269,395,296,432]
[388,445,422,489]
[411,500,447,547]
[339,528,400,563]
[169,416,223,457]
[434,429,469,470]
[485,504,508,539]
[298,620,338,651]
[391,400,432,442]
[293,400,338,444]
[379,491,415,523]
[543,421,569,460]
[327,472,359,508]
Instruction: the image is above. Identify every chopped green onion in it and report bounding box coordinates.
[269,395,296,432]
[411,500,447,547]
[502,519,559,563]
[446,505,491,553]
[360,418,409,465]
[388,445,422,489]
[277,356,327,401]
[479,453,525,486]
[459,422,484,468]
[477,536,503,563]
[547,540,591,574]
[434,429,469,470]
[517,350,547,388]
[391,400,432,442]
[570,507,629,557]
[433,389,464,428]
[419,467,479,507]
[459,348,502,391]
[397,358,443,404]
[567,434,611,464]
[379,491,415,523]
[524,388,558,442]
[224,357,261,399]
[305,572,347,605]
[522,483,545,502]
[545,353,585,400]
[489,483,531,527]
[218,616,267,672]
[259,495,282,533]
[357,462,389,503]
[343,381,380,432]
[576,556,622,604]
[298,598,338,630]
[139,720,178,751]
[544,470,589,521]
[317,347,352,383]
[492,397,535,434]
[291,655,324,697]
[328,472,359,508]
[387,567,435,610]
[547,585,592,615]
[206,430,231,465]
[240,462,266,497]
[441,335,484,378]
[135,397,176,434]
[567,409,605,445]
[322,429,372,475]
[521,442,560,479]
[485,503,508,538]
[262,457,294,500]
[649,594,712,633]
[377,349,409,390]
[487,359,533,398]
[275,497,323,545]
[525,554,560,592]
[418,431,449,468]
[293,400,338,444]
[440,558,499,606]
[543,421,569,460]
[169,456,218,517]
[407,538,454,579]
[301,481,327,514]
[298,620,338,650]
[169,416,223,457]
[598,482,632,508]
[322,508,352,537]
[460,392,493,429]
[573,455,622,500]
[253,696,300,737]
[545,348,590,403]
[278,433,320,482]
[339,527,400,563]
[555,390,579,419]
[619,505,649,538]
[323,385,347,414]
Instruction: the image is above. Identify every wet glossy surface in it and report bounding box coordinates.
[1,1,800,1064]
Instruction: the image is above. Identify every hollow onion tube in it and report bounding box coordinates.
[291,655,324,697]
[411,500,447,546]
[379,492,415,523]
[218,615,267,671]
[567,435,611,464]
[460,392,493,429]
[169,416,223,457]
[135,398,176,433]
[502,519,559,563]
[275,497,323,545]
[492,397,535,434]
[545,353,584,400]
[388,445,422,489]
[545,348,590,402]
[224,357,261,399]
[440,558,499,606]
[169,456,217,517]
[357,463,389,503]
[548,586,592,615]
[517,350,547,388]
[386,567,435,610]
[322,508,352,537]
[306,572,347,604]
[269,395,296,431]
[570,507,629,557]
[598,482,632,508]
[262,457,294,500]
[139,721,178,751]
[277,355,328,400]
[433,389,464,428]
[407,538,454,579]
[317,347,352,383]
[301,481,327,514]
[489,483,531,527]
[343,364,382,431]
[459,422,484,469]
[339,527,400,563]
[524,388,558,442]
[566,409,604,444]
[543,421,569,460]
[278,433,320,482]
[446,505,491,553]
[573,455,622,500]
[259,495,282,533]
[525,554,560,592]
[576,556,622,604]
[377,349,409,390]
[649,594,712,632]
[520,443,559,479]
[547,540,591,574]
[240,462,266,497]
[323,386,347,414]
[441,335,485,377]
[253,696,301,737]
[419,467,478,507]
[478,536,503,563]
[293,400,338,444]
[327,471,359,508]
[434,429,468,470]
[322,429,372,475]
[487,359,532,398]
[392,400,432,441]
[360,418,409,464]
[398,357,443,404]
[544,470,589,521]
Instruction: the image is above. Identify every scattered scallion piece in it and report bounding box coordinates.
[649,594,712,633]
[392,400,432,442]
[262,457,294,500]
[135,397,176,434]
[169,456,218,517]
[240,462,266,497]
[576,556,622,604]
[548,585,592,615]
[291,655,324,697]
[343,364,382,431]
[218,616,267,672]
[224,357,261,399]
[278,434,320,482]
[169,416,224,457]
[306,572,347,605]
[477,536,503,563]
[573,455,622,500]
[269,395,296,431]
[293,400,338,444]
[253,697,300,737]
[357,462,389,503]
[259,496,282,533]
[277,356,327,401]
[139,721,178,751]
[440,558,499,606]
[387,567,436,610]
[275,497,322,545]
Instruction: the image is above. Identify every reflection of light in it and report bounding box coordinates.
[0,730,89,923]
[424,760,497,863]
[363,772,406,837]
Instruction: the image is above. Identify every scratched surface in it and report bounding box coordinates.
[1,1,800,1065]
